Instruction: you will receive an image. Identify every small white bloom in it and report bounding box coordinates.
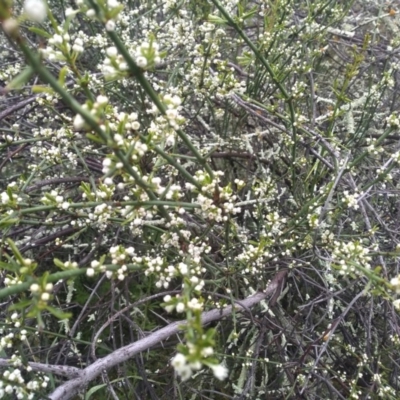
[96,95,108,105]
[211,364,228,380]
[86,9,96,18]
[106,47,118,58]
[176,302,185,313]
[65,7,76,17]
[105,20,116,31]
[30,283,40,293]
[136,56,148,68]
[73,114,85,130]
[23,0,47,22]
[171,353,187,369]
[104,177,113,186]
[393,299,400,310]
[41,292,50,301]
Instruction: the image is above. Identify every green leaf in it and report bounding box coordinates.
[374,266,382,274]
[46,305,72,320]
[58,66,69,86]
[0,217,19,227]
[32,85,55,94]
[86,133,105,144]
[54,258,66,270]
[207,14,228,25]
[85,383,107,400]
[242,6,257,20]
[0,260,20,272]
[6,66,34,91]
[9,299,32,311]
[28,27,52,38]
[6,239,25,265]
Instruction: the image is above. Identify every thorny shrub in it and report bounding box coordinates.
[1,0,400,398]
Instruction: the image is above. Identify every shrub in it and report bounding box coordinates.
[1,0,400,398]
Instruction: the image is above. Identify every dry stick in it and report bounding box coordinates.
[49,270,288,400]
[0,359,80,379]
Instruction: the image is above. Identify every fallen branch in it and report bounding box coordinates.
[49,270,288,400]
[0,358,80,379]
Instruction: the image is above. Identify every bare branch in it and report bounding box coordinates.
[0,359,80,379]
[49,270,288,400]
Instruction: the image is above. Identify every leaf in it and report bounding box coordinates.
[6,239,25,265]
[54,258,66,270]
[207,14,228,25]
[0,260,20,272]
[58,66,69,86]
[374,266,382,274]
[46,305,72,320]
[85,383,107,400]
[5,66,34,91]
[86,133,105,144]
[32,85,55,94]
[9,299,32,311]
[28,27,52,38]
[0,217,19,227]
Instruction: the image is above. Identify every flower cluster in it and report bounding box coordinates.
[0,183,22,208]
[342,190,360,210]
[162,93,185,130]
[40,190,70,210]
[386,113,400,127]
[171,352,228,381]
[40,22,85,62]
[331,241,372,276]
[73,95,110,131]
[30,282,54,305]
[187,171,241,222]
[101,40,162,79]
[86,258,106,277]
[132,40,161,70]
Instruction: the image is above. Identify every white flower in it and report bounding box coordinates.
[73,114,85,130]
[176,302,185,313]
[65,7,76,17]
[96,95,109,105]
[136,56,148,68]
[211,364,228,380]
[201,347,214,357]
[391,276,400,293]
[41,292,50,301]
[171,353,193,380]
[105,20,116,31]
[45,283,53,292]
[23,0,47,22]
[106,47,118,58]
[86,9,96,18]
[171,353,187,370]
[30,283,40,292]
